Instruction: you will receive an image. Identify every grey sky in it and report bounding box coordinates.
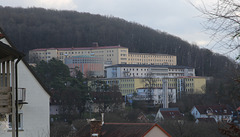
[0,0,237,58]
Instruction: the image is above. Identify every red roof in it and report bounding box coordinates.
[159,108,183,119]
[236,106,240,111]
[160,111,183,119]
[31,45,127,51]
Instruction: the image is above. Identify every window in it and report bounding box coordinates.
[8,113,23,130]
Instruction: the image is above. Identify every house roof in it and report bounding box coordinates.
[236,106,240,111]
[194,104,233,115]
[0,27,51,96]
[0,41,24,61]
[159,108,183,119]
[77,123,171,137]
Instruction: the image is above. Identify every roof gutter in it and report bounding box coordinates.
[15,57,22,137]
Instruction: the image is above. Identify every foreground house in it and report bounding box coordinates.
[191,105,233,123]
[78,120,172,137]
[0,28,50,137]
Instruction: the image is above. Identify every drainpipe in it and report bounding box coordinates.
[15,57,22,137]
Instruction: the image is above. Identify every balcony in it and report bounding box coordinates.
[18,88,27,105]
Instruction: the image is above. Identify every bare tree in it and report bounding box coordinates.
[193,0,240,54]
[144,73,156,105]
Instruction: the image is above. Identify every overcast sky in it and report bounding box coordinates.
[1,0,238,58]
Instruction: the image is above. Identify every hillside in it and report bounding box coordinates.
[0,6,237,78]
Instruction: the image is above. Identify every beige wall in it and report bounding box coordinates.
[193,77,206,94]
[128,53,176,65]
[99,77,206,96]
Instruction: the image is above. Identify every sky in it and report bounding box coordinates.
[0,0,238,59]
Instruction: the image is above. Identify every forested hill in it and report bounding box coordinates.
[0,6,237,78]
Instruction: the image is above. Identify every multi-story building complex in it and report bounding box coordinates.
[29,45,177,65]
[29,45,129,65]
[65,55,104,77]
[106,64,195,78]
[91,76,206,96]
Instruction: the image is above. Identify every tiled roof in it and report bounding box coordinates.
[159,108,183,119]
[0,41,24,60]
[194,105,233,115]
[31,45,127,51]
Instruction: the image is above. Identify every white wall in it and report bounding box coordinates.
[0,61,50,137]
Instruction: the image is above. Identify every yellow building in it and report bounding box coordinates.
[94,76,206,96]
[128,53,176,65]
[29,45,176,65]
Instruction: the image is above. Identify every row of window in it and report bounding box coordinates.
[123,68,148,71]
[129,54,174,58]
[129,58,173,62]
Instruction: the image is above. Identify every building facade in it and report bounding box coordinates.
[106,64,195,78]
[134,88,177,105]
[0,28,50,137]
[29,46,177,65]
[65,55,104,77]
[128,52,176,65]
[92,76,206,96]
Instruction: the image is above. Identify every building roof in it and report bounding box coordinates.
[194,104,233,115]
[31,45,127,51]
[106,64,194,69]
[77,123,171,137]
[0,27,51,96]
[159,108,183,119]
[0,41,24,61]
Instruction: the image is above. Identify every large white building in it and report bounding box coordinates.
[106,64,195,78]
[0,28,50,137]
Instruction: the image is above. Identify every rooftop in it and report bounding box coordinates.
[31,45,127,51]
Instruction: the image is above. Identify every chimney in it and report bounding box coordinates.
[90,120,102,137]
[101,113,104,125]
